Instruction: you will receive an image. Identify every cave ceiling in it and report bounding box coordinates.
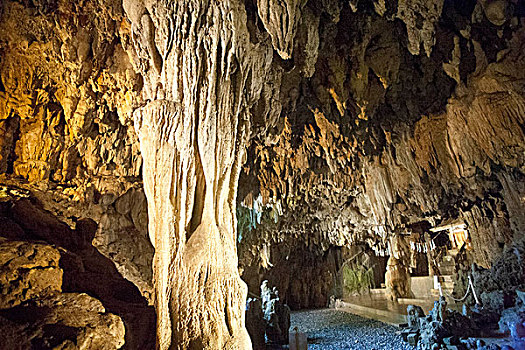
[0,0,524,274]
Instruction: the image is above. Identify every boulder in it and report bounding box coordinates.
[0,239,62,309]
[0,293,125,350]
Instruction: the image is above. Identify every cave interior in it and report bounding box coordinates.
[0,0,524,349]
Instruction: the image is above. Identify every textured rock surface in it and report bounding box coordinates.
[0,293,126,350]
[0,239,62,309]
[399,241,525,349]
[237,1,525,308]
[0,189,156,349]
[245,298,266,349]
[0,0,153,300]
[124,0,278,347]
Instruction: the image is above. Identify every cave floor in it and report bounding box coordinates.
[287,309,414,350]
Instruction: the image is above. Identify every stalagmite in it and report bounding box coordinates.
[124,0,274,348]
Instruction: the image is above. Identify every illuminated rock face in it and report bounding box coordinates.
[0,240,63,309]
[0,0,153,300]
[123,1,275,347]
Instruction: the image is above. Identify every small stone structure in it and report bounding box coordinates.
[289,327,308,350]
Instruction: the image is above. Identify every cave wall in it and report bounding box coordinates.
[0,187,156,349]
[0,0,153,299]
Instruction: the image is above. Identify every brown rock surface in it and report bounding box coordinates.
[0,293,125,350]
[0,239,62,309]
[237,4,525,307]
[0,0,153,301]
[0,190,156,349]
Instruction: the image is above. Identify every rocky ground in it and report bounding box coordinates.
[290,309,414,350]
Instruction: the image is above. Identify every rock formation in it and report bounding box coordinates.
[245,298,266,349]
[0,239,63,309]
[400,239,525,349]
[0,189,156,349]
[0,0,153,301]
[0,0,524,348]
[1,292,126,350]
[122,0,280,346]
[237,0,525,309]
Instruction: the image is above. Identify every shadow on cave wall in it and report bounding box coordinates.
[0,193,156,349]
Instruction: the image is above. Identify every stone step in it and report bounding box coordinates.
[370,288,387,295]
[431,288,455,298]
[442,282,455,290]
[439,266,456,275]
[397,298,437,307]
[440,275,454,283]
[337,300,407,326]
[435,275,455,291]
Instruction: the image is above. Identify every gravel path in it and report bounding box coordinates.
[290,309,415,350]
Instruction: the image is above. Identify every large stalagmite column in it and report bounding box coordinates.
[123,0,273,348]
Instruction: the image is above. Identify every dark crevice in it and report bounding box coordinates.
[188,148,206,239]
[6,114,20,175]
[0,75,5,92]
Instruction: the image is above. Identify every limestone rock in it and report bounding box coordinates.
[481,0,511,26]
[396,0,445,56]
[0,0,153,303]
[499,306,525,340]
[0,192,156,349]
[0,293,125,350]
[238,17,525,308]
[385,257,411,301]
[0,239,62,309]
[1,0,525,348]
[257,0,307,59]
[126,0,278,346]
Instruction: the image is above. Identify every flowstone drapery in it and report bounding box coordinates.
[124,0,274,348]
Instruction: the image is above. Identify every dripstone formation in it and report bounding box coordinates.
[0,0,524,349]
